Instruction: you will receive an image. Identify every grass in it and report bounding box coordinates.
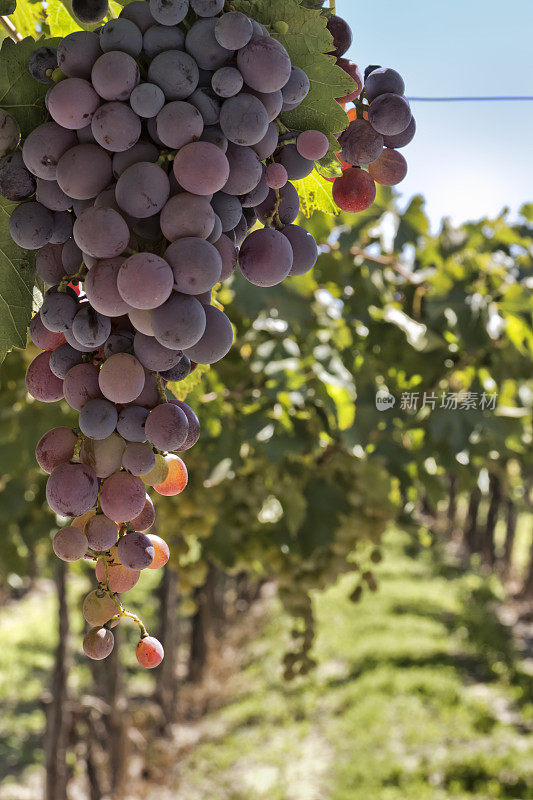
[142,526,533,800]
[0,522,532,799]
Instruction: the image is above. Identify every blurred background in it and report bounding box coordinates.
[0,1,532,799]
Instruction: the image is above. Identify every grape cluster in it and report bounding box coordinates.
[324,16,415,211]
[0,2,410,666]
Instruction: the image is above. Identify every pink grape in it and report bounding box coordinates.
[136,635,164,668]
[147,534,169,569]
[83,627,115,660]
[83,589,119,626]
[145,402,189,451]
[122,442,156,476]
[130,495,155,530]
[296,130,329,160]
[85,514,119,551]
[117,531,155,570]
[36,426,76,474]
[63,363,102,411]
[46,462,99,517]
[99,353,146,404]
[53,525,88,561]
[117,253,174,309]
[84,257,132,317]
[25,351,64,403]
[100,470,147,522]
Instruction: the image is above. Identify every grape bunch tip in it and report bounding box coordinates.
[0,0,415,667]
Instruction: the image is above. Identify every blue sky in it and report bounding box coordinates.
[339,0,533,229]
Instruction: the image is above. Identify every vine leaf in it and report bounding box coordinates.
[233,0,354,150]
[0,196,36,361]
[0,36,56,137]
[293,170,338,217]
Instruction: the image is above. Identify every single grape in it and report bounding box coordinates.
[9,201,54,249]
[245,86,283,123]
[210,192,242,231]
[100,470,147,522]
[40,289,78,333]
[213,233,237,281]
[129,307,155,335]
[332,166,376,212]
[91,51,140,102]
[83,589,119,626]
[130,495,156,530]
[232,213,247,246]
[83,627,115,661]
[281,66,310,105]
[0,152,36,201]
[149,0,189,25]
[73,207,129,259]
[338,118,384,166]
[115,161,170,218]
[364,67,405,103]
[191,0,223,16]
[119,0,156,33]
[118,531,154,570]
[256,183,300,225]
[100,18,143,57]
[335,59,363,104]
[368,147,408,185]
[36,244,64,285]
[200,125,228,152]
[142,454,169,487]
[95,554,140,591]
[282,224,318,277]
[182,304,233,364]
[91,102,142,152]
[130,83,165,118]
[116,253,174,309]
[165,237,222,294]
[84,257,132,317]
[29,314,65,351]
[49,343,83,380]
[147,535,170,569]
[237,35,291,93]
[156,100,203,148]
[62,239,83,276]
[145,403,188,451]
[72,305,111,348]
[57,31,102,79]
[219,93,269,146]
[252,121,279,160]
[153,454,187,495]
[207,213,222,243]
[137,636,164,668]
[134,324,192,366]
[103,331,134,358]
[296,130,329,161]
[80,432,126,478]
[85,515,119,552]
[173,141,230,195]
[56,143,113,200]
[212,67,243,98]
[0,109,21,157]
[36,178,71,212]
[46,462,99,517]
[48,78,100,130]
[265,162,288,190]
[159,353,191,382]
[117,405,149,443]
[72,509,97,531]
[382,117,416,149]
[22,122,77,181]
[99,353,146,403]
[169,398,200,451]
[148,50,199,100]
[36,426,77,474]
[160,193,215,241]
[222,143,262,196]
[77,123,96,144]
[326,15,352,58]
[122,442,156,476]
[79,398,119,439]
[64,325,98,354]
[189,87,221,126]
[368,93,412,136]
[50,211,74,245]
[53,526,88,561]
[279,144,314,180]
[239,227,293,287]
[214,11,252,50]
[63,363,102,411]
[185,18,234,71]
[28,46,57,84]
[142,24,185,59]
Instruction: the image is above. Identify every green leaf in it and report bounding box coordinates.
[0,37,53,137]
[0,0,16,15]
[0,196,36,360]
[233,0,353,151]
[293,170,338,217]
[9,0,43,38]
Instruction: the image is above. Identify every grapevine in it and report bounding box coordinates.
[0,0,416,668]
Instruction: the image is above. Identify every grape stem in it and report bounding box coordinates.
[154,372,168,403]
[59,265,86,292]
[72,429,87,460]
[266,188,283,230]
